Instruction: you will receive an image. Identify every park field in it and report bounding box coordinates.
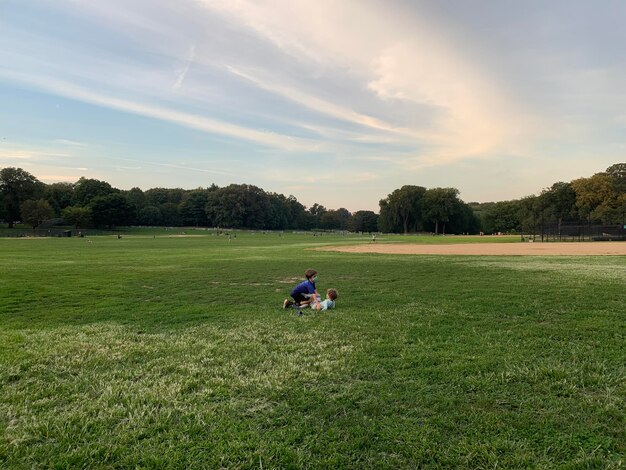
[0,231,624,468]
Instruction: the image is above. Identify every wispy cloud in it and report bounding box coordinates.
[53,139,87,146]
[201,0,524,165]
[0,148,71,160]
[110,157,240,178]
[38,174,84,182]
[2,0,625,209]
[174,43,196,90]
[0,70,318,152]
[226,66,424,140]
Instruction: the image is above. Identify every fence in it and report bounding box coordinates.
[0,228,123,238]
[524,223,625,242]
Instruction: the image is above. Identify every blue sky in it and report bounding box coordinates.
[1,0,625,212]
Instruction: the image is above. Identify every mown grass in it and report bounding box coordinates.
[1,232,624,468]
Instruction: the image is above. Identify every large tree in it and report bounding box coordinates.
[482,200,521,234]
[571,173,622,223]
[378,185,426,234]
[308,203,327,228]
[160,202,181,226]
[44,182,75,216]
[73,177,115,206]
[145,187,186,206]
[205,185,271,229]
[423,187,462,235]
[348,210,379,232]
[125,187,146,212]
[89,193,135,228]
[539,182,577,237]
[180,190,210,226]
[137,205,162,226]
[62,206,92,228]
[319,210,341,230]
[266,193,296,230]
[0,167,44,228]
[20,199,54,229]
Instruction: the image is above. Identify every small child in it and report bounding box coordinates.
[309,288,338,311]
[283,268,321,309]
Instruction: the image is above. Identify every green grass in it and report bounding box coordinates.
[0,232,624,468]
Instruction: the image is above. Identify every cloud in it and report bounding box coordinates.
[0,70,318,152]
[0,148,71,160]
[38,175,84,182]
[53,139,87,146]
[197,0,525,165]
[110,157,240,177]
[226,66,424,140]
[174,43,196,90]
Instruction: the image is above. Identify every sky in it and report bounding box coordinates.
[1,0,625,212]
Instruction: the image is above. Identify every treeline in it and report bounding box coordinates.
[1,163,623,234]
[378,186,480,234]
[0,168,379,231]
[471,163,625,234]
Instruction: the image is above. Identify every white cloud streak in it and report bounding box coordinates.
[174,43,196,90]
[0,71,317,152]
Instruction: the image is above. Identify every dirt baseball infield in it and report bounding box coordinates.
[317,242,626,256]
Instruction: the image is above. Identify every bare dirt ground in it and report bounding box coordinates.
[317,242,626,256]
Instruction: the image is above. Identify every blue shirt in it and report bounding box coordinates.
[291,279,316,297]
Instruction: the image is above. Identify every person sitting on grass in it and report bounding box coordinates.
[283,268,321,309]
[309,288,338,311]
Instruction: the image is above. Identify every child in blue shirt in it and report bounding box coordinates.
[283,268,321,309]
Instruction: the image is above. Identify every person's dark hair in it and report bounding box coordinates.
[305,268,317,279]
[327,288,338,300]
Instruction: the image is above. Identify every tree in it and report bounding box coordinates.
[308,203,327,228]
[0,192,6,222]
[319,210,341,230]
[44,182,75,216]
[180,190,210,226]
[144,188,170,206]
[62,206,92,228]
[482,200,521,234]
[571,173,621,223]
[89,193,135,228]
[160,202,181,226]
[145,187,186,206]
[423,188,462,234]
[0,167,44,228]
[20,199,54,229]
[266,193,292,230]
[606,163,626,191]
[335,208,352,230]
[540,182,577,237]
[517,195,539,237]
[125,187,146,212]
[378,185,426,234]
[137,205,162,226]
[205,185,271,229]
[73,177,115,206]
[605,164,626,224]
[348,210,379,232]
[446,202,482,234]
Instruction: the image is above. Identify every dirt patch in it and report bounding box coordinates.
[316,242,626,256]
[165,235,206,238]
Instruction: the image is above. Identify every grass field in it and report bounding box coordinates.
[1,231,624,468]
